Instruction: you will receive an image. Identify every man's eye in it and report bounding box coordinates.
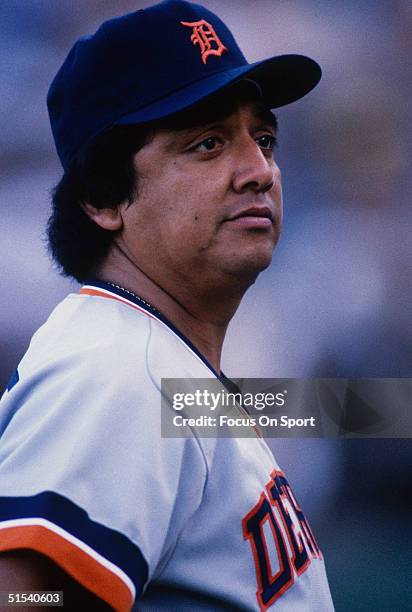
[194,137,221,152]
[256,134,277,151]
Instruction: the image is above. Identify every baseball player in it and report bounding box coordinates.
[0,1,334,610]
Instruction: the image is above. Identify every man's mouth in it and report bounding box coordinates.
[225,205,274,228]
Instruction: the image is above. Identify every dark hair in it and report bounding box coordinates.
[47,125,149,282]
[47,82,276,282]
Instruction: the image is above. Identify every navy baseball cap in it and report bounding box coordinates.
[48,0,321,170]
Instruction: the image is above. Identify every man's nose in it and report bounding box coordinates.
[232,140,276,194]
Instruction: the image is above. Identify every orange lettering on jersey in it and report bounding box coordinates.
[180,19,227,64]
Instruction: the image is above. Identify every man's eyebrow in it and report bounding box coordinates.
[160,109,278,152]
[175,121,226,138]
[160,124,219,151]
[164,109,278,145]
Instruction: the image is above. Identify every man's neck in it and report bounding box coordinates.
[94,255,252,374]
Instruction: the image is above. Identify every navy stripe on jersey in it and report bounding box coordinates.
[6,369,19,392]
[0,491,148,594]
[86,279,231,384]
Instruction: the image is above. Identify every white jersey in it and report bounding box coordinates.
[0,281,334,611]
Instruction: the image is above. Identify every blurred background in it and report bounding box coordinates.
[1,1,411,609]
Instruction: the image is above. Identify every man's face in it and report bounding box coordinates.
[118,100,282,292]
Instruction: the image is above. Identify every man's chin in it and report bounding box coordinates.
[223,249,274,281]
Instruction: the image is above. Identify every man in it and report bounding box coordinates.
[0,1,334,610]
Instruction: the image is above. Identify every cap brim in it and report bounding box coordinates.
[116,54,321,127]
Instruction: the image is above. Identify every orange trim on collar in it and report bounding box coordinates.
[79,287,157,320]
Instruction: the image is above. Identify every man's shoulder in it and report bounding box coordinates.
[1,292,159,439]
[27,291,152,363]
[10,291,214,400]
[4,292,152,404]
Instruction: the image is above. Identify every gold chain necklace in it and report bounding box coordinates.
[107,282,162,316]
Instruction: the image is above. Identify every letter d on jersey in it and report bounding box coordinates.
[242,470,322,611]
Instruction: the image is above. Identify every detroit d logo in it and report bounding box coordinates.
[181,19,227,64]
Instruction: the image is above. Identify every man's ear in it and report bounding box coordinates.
[81,202,123,231]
